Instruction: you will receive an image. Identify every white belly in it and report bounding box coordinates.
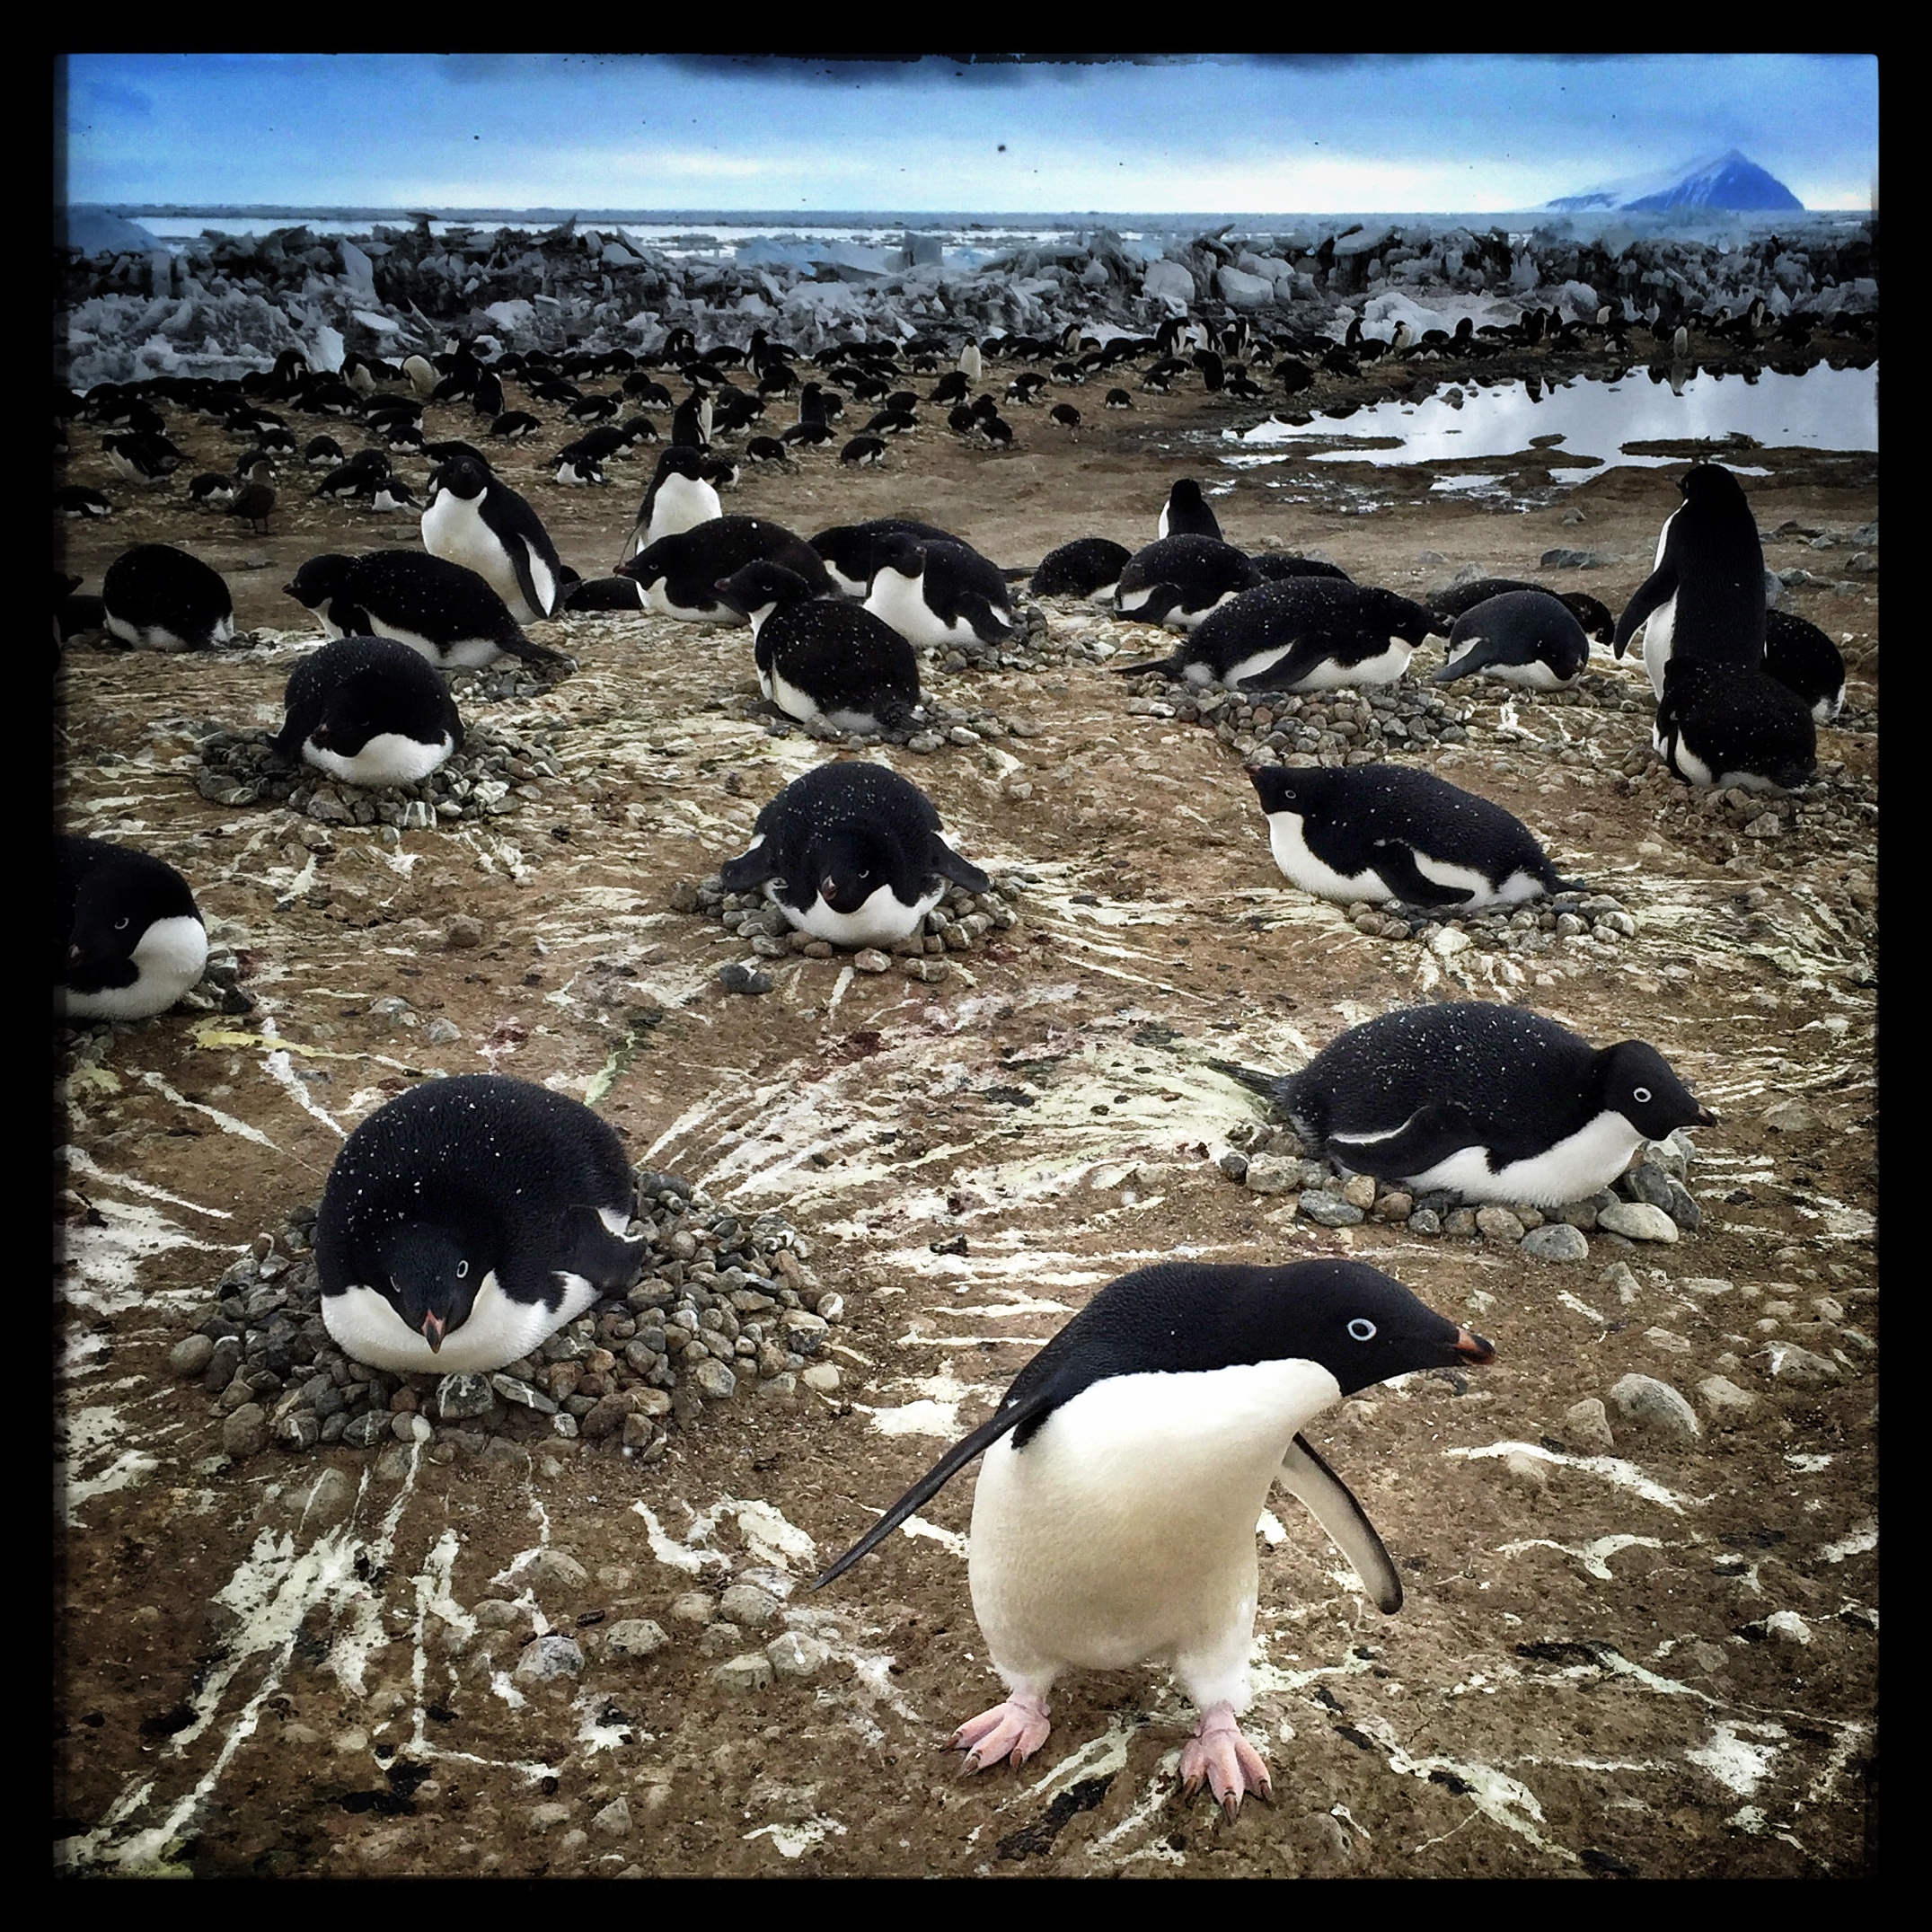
[1222,644,1296,686]
[865,570,967,648]
[1288,637,1413,693]
[366,618,496,667]
[761,663,887,733]
[305,732,454,789]
[1641,595,1678,699]
[322,1268,601,1375]
[57,914,207,1021]
[1266,810,1384,901]
[1394,1107,1646,1208]
[772,878,941,948]
[968,1360,1338,1710]
[1443,639,1576,690]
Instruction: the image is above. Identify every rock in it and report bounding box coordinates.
[1503,1451,1549,1495]
[851,948,891,974]
[472,1599,526,1630]
[445,914,484,948]
[1340,1174,1378,1211]
[1142,258,1196,307]
[604,1619,669,1659]
[766,1629,828,1679]
[719,1584,781,1630]
[527,1801,573,1834]
[1596,1202,1680,1244]
[690,1359,738,1399]
[1300,1190,1364,1228]
[1475,1205,1525,1244]
[170,1333,215,1376]
[1242,1154,1300,1195]
[1522,1222,1590,1263]
[712,1651,775,1692]
[518,1548,588,1591]
[1763,1098,1819,1133]
[223,1403,269,1457]
[1562,1397,1616,1452]
[1216,265,1276,308]
[666,1591,716,1624]
[1764,1610,1812,1645]
[1219,1150,1250,1182]
[1608,1372,1700,1440]
[800,1362,841,1393]
[592,1796,633,1839]
[436,1372,498,1421]
[719,963,774,995]
[512,1634,585,1683]
[1763,1343,1839,1387]
[1697,1376,1760,1427]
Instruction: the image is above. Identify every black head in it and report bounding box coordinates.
[431,456,489,501]
[376,1221,486,1354]
[1248,763,1342,815]
[67,849,197,976]
[657,446,707,483]
[284,554,354,607]
[871,534,925,579]
[713,560,816,618]
[802,823,899,914]
[1680,463,1749,512]
[1596,1040,1716,1137]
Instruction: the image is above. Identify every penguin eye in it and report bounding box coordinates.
[1347,1318,1377,1341]
[113,916,129,931]
[455,1259,470,1279]
[1633,1086,1652,1104]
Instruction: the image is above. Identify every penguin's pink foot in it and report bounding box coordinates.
[1179,1704,1273,1820]
[947,1692,1052,1773]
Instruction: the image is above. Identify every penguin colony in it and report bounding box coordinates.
[56,304,1865,1832]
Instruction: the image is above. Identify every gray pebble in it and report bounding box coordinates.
[1763,1344,1839,1387]
[1242,1153,1301,1195]
[1562,1397,1616,1451]
[1522,1222,1591,1263]
[222,1403,269,1457]
[719,1584,781,1629]
[1697,1376,1760,1427]
[1608,1372,1701,1440]
[712,1652,775,1692]
[766,1630,828,1679]
[1299,1190,1365,1228]
[603,1619,669,1659]
[1475,1205,1525,1243]
[1596,1202,1681,1244]
[519,1548,588,1591]
[719,963,774,995]
[592,1796,633,1839]
[436,1372,498,1421]
[666,1591,717,1624]
[512,1634,585,1683]
[170,1333,215,1377]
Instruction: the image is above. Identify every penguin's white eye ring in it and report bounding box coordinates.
[113,916,130,931]
[1347,1318,1377,1341]
[455,1259,470,1279]
[1633,1086,1653,1103]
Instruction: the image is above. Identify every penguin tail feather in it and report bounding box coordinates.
[1109,654,1184,678]
[1209,1057,1299,1116]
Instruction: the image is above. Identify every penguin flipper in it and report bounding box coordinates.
[1327,1101,1481,1176]
[1612,566,1677,659]
[1278,1434,1402,1613]
[1367,842,1477,908]
[813,1398,1044,1591]
[505,534,551,621]
[953,593,1016,643]
[1109,649,1186,677]
[553,1202,647,1291]
[1235,636,1324,690]
[930,838,991,893]
[1431,634,1513,684]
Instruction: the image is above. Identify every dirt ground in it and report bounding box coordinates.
[55,365,1877,1878]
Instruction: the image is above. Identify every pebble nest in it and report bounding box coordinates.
[1121,666,1476,757]
[1217,1117,1706,1258]
[191,719,567,825]
[678,871,1029,993]
[169,1166,846,1465]
[445,648,578,702]
[730,688,1035,755]
[1617,754,1879,861]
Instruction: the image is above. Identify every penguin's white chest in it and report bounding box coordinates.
[322,1268,599,1374]
[1291,637,1414,693]
[1266,810,1383,901]
[305,732,454,789]
[865,569,960,648]
[644,476,720,550]
[967,1361,1340,1686]
[771,878,940,948]
[1391,1107,1647,1208]
[57,915,208,1021]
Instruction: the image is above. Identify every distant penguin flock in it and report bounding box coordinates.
[55,308,1867,1831]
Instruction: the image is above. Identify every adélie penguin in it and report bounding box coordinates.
[1613,463,1767,697]
[269,636,463,789]
[719,761,990,948]
[1157,477,1223,541]
[1249,763,1578,911]
[1426,578,1614,645]
[57,837,208,1021]
[810,518,957,598]
[714,561,925,733]
[420,456,566,623]
[284,551,565,669]
[1762,609,1848,724]
[861,534,1017,649]
[1434,588,1592,691]
[1223,1003,1715,1209]
[1653,658,1816,792]
[620,446,722,565]
[814,1259,1495,1815]
[1114,535,1261,631]
[316,1074,644,1373]
[101,544,236,652]
[620,516,833,622]
[1115,578,1431,689]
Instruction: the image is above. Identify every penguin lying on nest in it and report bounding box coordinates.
[816,1259,1495,1816]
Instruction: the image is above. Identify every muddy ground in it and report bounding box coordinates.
[55,366,1877,1878]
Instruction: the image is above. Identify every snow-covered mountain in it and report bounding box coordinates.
[1546,150,1804,214]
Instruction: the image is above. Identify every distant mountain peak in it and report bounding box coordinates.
[1547,149,1804,214]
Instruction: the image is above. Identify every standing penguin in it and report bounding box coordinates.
[815,1259,1495,1814]
[715,560,925,733]
[269,636,463,788]
[1157,478,1223,542]
[1613,464,1767,697]
[420,456,566,623]
[316,1075,644,1372]
[1434,589,1592,691]
[720,761,990,948]
[1227,1003,1714,1208]
[1249,764,1578,911]
[620,446,723,564]
[101,545,235,652]
[57,837,208,1021]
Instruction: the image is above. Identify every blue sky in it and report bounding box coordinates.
[60,54,1877,215]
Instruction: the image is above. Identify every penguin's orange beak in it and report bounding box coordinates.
[1454,1328,1495,1364]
